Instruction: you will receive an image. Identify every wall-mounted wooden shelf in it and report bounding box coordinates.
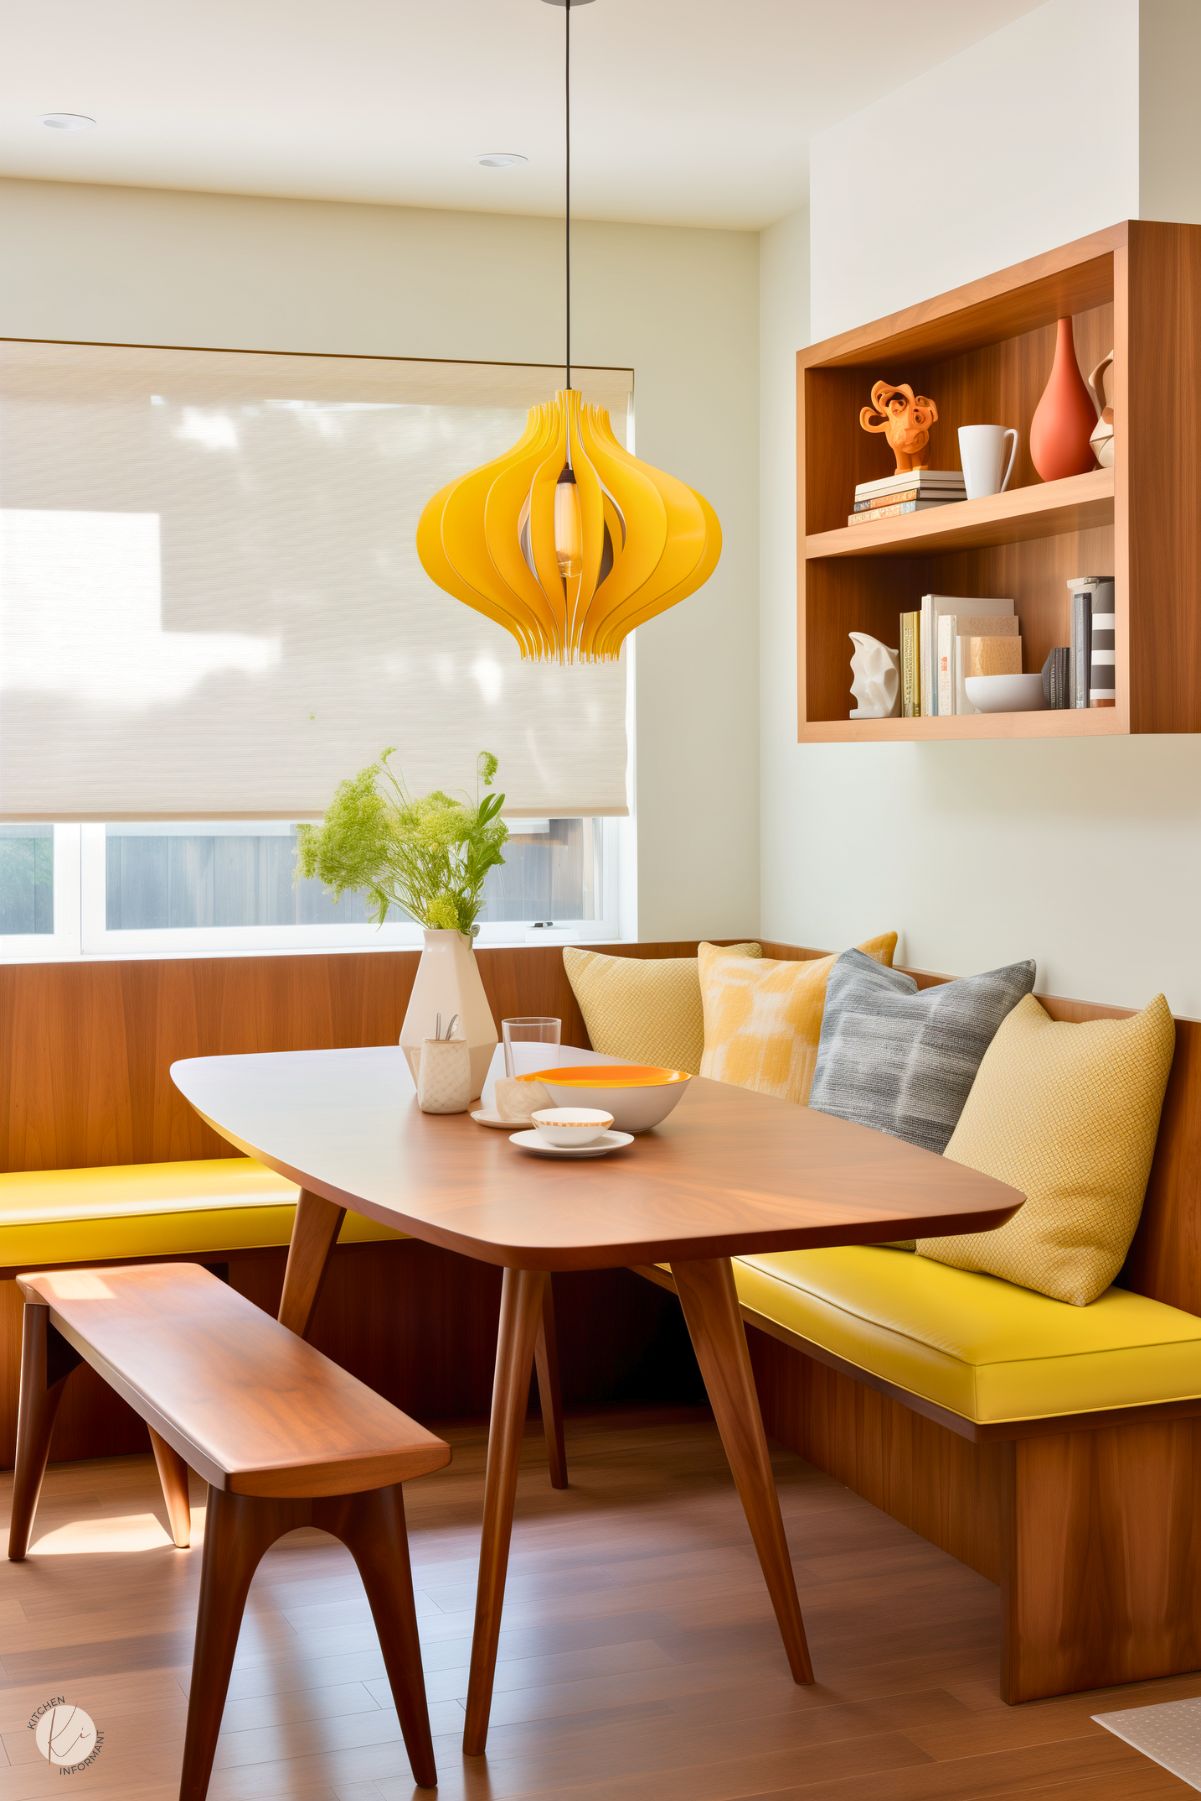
[797,220,1201,743]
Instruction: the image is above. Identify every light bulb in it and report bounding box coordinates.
[554,470,582,578]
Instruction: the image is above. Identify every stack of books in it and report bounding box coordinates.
[848,469,965,527]
[897,594,1020,717]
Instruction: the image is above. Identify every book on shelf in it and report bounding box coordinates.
[1067,575,1116,708]
[921,594,1015,716]
[854,469,965,501]
[845,498,953,525]
[1042,646,1071,710]
[900,611,921,718]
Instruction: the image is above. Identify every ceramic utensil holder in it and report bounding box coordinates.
[417,1037,473,1114]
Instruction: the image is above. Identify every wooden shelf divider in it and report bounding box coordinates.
[805,468,1114,562]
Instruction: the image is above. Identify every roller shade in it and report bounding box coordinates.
[0,340,633,820]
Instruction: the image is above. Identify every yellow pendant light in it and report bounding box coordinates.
[416,0,721,663]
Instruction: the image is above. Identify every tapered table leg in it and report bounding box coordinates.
[277,1187,345,1337]
[464,1266,548,1755]
[148,1427,192,1549]
[671,1256,813,1685]
[534,1278,568,1489]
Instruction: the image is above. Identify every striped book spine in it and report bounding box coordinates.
[1089,578,1117,707]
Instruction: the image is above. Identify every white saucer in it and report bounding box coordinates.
[472,1108,532,1129]
[509,1128,634,1159]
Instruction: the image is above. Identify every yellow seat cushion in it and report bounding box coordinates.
[921,993,1176,1306]
[727,1245,1201,1424]
[698,933,897,1106]
[564,942,761,1077]
[0,1158,403,1269]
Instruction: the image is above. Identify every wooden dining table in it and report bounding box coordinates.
[171,1043,1023,1755]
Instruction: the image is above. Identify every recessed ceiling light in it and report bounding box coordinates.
[478,152,528,169]
[40,113,97,132]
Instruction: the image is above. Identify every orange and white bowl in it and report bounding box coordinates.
[521,1064,691,1133]
[530,1106,614,1149]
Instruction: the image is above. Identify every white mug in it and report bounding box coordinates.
[958,424,1019,500]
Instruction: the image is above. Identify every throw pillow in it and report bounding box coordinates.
[699,934,898,1106]
[920,993,1175,1306]
[809,950,1036,1155]
[564,943,761,1077]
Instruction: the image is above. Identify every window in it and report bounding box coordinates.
[0,817,625,961]
[0,825,53,934]
[0,340,637,958]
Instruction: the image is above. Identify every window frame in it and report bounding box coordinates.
[0,816,630,963]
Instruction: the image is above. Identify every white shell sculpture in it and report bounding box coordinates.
[849,632,901,719]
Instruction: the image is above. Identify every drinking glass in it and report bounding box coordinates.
[502,1016,562,1078]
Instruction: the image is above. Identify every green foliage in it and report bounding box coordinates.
[296,751,508,936]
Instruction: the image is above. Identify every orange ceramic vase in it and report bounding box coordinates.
[1029,316,1099,481]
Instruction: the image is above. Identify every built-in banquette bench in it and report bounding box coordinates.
[2,943,1199,1706]
[0,946,711,1464]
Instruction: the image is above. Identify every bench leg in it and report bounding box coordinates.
[1002,1419,1201,1702]
[318,1485,437,1789]
[182,1484,438,1800]
[182,1486,282,1801]
[8,1302,80,1562]
[148,1428,192,1550]
[534,1278,568,1490]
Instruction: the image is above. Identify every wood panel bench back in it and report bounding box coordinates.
[1,942,1196,1313]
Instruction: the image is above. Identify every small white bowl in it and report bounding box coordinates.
[964,672,1047,714]
[530,1107,615,1149]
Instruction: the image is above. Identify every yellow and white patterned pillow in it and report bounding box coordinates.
[920,993,1175,1305]
[564,943,761,1077]
[699,934,898,1106]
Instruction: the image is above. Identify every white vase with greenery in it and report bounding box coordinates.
[297,751,508,1102]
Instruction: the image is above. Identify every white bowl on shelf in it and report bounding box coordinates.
[964,673,1047,714]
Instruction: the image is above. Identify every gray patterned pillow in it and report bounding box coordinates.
[809,950,1036,1155]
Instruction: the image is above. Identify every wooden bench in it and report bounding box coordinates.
[7,1261,450,1799]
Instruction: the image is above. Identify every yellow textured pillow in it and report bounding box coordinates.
[699,934,898,1106]
[919,993,1175,1306]
[564,943,761,1077]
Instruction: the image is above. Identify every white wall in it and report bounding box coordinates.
[760,0,1201,1015]
[809,0,1140,339]
[0,177,760,941]
[1140,0,1201,224]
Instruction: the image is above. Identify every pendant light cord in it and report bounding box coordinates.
[565,0,572,394]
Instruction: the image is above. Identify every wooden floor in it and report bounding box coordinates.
[0,1408,1194,1800]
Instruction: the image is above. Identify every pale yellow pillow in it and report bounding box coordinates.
[699,934,898,1106]
[919,993,1175,1306]
[564,943,761,1077]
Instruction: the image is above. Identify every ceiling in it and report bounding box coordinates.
[2,0,1044,229]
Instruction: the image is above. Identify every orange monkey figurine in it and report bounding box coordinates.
[859,381,939,473]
